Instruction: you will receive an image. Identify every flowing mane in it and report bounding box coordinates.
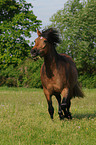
[41,28,60,46]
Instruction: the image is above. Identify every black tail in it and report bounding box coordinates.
[73,82,84,98]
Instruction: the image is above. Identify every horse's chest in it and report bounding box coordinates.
[41,72,63,94]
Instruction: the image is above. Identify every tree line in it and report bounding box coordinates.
[0,0,96,88]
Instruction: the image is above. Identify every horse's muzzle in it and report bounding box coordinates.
[31,48,40,58]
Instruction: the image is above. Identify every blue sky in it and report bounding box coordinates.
[26,0,68,42]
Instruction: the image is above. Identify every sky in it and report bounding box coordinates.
[26,0,68,43]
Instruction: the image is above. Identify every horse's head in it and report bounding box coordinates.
[31,28,60,59]
[31,30,48,58]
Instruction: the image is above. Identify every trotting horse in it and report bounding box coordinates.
[31,28,84,120]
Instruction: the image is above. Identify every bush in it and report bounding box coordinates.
[0,76,6,86]
[78,74,96,88]
[17,58,43,88]
[0,58,43,88]
[0,58,96,88]
[6,77,17,87]
[0,65,17,87]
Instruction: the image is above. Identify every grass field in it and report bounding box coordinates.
[0,87,96,145]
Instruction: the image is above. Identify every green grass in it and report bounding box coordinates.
[0,87,96,145]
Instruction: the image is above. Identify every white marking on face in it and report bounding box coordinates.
[40,36,43,39]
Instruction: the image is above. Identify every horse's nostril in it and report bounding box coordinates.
[31,49,37,55]
[34,49,37,53]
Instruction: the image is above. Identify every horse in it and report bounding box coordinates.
[31,28,84,120]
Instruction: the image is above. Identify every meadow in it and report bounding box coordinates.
[0,87,96,145]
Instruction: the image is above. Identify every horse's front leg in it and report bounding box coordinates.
[43,88,54,119]
[48,99,54,119]
[55,94,64,120]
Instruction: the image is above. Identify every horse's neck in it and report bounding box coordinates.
[44,46,58,76]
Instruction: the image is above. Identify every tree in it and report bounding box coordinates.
[0,0,42,68]
[74,0,96,74]
[50,0,96,75]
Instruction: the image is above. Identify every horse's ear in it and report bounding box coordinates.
[37,29,41,36]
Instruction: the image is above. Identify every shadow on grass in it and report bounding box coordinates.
[73,112,96,120]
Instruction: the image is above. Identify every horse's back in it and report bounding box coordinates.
[59,53,76,66]
[59,53,78,85]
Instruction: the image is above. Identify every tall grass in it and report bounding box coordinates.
[0,87,96,145]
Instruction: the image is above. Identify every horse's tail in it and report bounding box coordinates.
[73,82,84,98]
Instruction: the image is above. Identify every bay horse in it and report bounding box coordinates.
[31,28,84,120]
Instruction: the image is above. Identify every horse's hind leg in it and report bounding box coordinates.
[61,88,68,117]
[67,89,73,119]
[61,88,72,119]
[66,99,72,119]
[61,97,68,118]
[61,100,72,119]
[55,94,64,120]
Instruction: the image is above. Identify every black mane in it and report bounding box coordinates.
[41,28,60,46]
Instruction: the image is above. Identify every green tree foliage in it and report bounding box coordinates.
[0,0,42,68]
[0,58,43,88]
[50,0,96,75]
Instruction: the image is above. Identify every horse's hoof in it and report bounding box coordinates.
[68,112,72,119]
[64,113,72,120]
[60,115,64,120]
[58,111,64,120]
[67,115,72,120]
[59,114,64,120]
[50,115,53,120]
